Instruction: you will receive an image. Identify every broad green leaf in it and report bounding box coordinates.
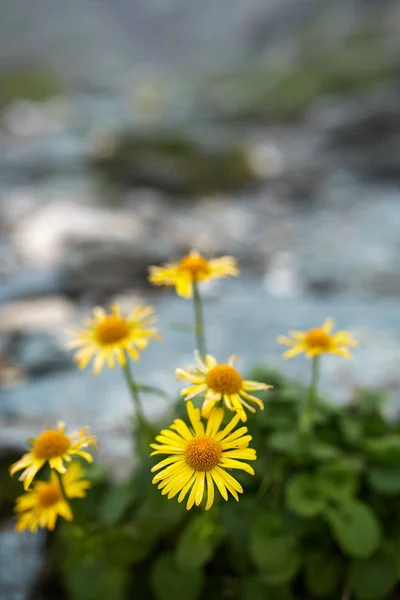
[307,441,341,461]
[305,552,343,597]
[350,551,397,600]
[326,499,381,558]
[368,465,400,494]
[339,416,363,446]
[268,431,301,454]
[175,514,223,571]
[103,527,154,566]
[250,513,301,583]
[285,474,326,518]
[99,482,136,525]
[151,553,204,600]
[260,558,301,586]
[64,560,128,600]
[243,577,295,600]
[364,436,400,462]
[317,458,362,498]
[220,497,254,549]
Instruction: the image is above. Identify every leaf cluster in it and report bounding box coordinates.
[46,368,400,600]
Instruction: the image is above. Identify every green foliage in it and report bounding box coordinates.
[0,67,62,110]
[43,370,400,600]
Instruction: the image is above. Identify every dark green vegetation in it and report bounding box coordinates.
[4,368,398,600]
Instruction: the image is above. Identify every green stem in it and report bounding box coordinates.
[192,281,206,358]
[122,360,149,432]
[55,470,71,510]
[300,356,320,436]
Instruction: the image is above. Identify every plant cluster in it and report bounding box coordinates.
[7,250,400,600]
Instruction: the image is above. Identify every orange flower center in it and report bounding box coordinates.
[33,430,71,460]
[305,328,331,349]
[185,436,222,471]
[178,254,211,281]
[205,365,243,395]
[37,483,63,507]
[95,316,130,345]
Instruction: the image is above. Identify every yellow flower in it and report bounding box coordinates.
[277,318,358,359]
[10,422,97,490]
[148,249,238,298]
[176,352,271,422]
[151,401,256,510]
[69,303,161,374]
[14,462,90,533]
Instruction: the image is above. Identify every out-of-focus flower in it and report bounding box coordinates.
[15,462,90,533]
[277,318,358,359]
[151,401,256,510]
[148,250,238,298]
[176,351,271,422]
[69,303,161,374]
[10,423,96,490]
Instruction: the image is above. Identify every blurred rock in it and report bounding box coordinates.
[0,297,76,332]
[8,331,73,377]
[0,522,45,600]
[13,200,146,269]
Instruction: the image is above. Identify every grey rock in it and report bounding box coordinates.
[0,523,45,600]
[8,331,73,377]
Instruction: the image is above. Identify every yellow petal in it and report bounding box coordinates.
[205,472,214,510]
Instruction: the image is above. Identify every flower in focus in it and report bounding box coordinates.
[10,422,97,490]
[69,303,161,374]
[176,352,271,422]
[148,249,238,298]
[277,318,358,359]
[14,462,90,532]
[151,401,256,510]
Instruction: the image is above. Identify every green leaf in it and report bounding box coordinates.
[364,436,400,462]
[304,552,343,597]
[285,474,326,518]
[103,527,154,566]
[350,551,397,600]
[151,553,204,600]
[339,416,363,446]
[64,560,128,600]
[220,496,254,549]
[175,514,223,570]
[243,577,295,600]
[268,432,301,454]
[307,441,341,461]
[317,458,362,498]
[368,464,400,494]
[250,513,301,584]
[326,499,381,558]
[99,482,136,525]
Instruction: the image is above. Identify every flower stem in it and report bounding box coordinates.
[122,360,149,432]
[300,356,320,436]
[55,470,71,510]
[192,281,206,359]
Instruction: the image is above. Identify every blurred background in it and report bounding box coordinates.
[1,0,400,596]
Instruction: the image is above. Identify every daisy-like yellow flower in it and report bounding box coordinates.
[151,401,256,510]
[277,318,358,359]
[10,422,97,490]
[69,303,161,374]
[14,462,91,533]
[148,249,238,298]
[176,352,271,422]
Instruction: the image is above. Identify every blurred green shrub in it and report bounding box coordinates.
[90,130,254,196]
[0,67,63,110]
[40,368,400,600]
